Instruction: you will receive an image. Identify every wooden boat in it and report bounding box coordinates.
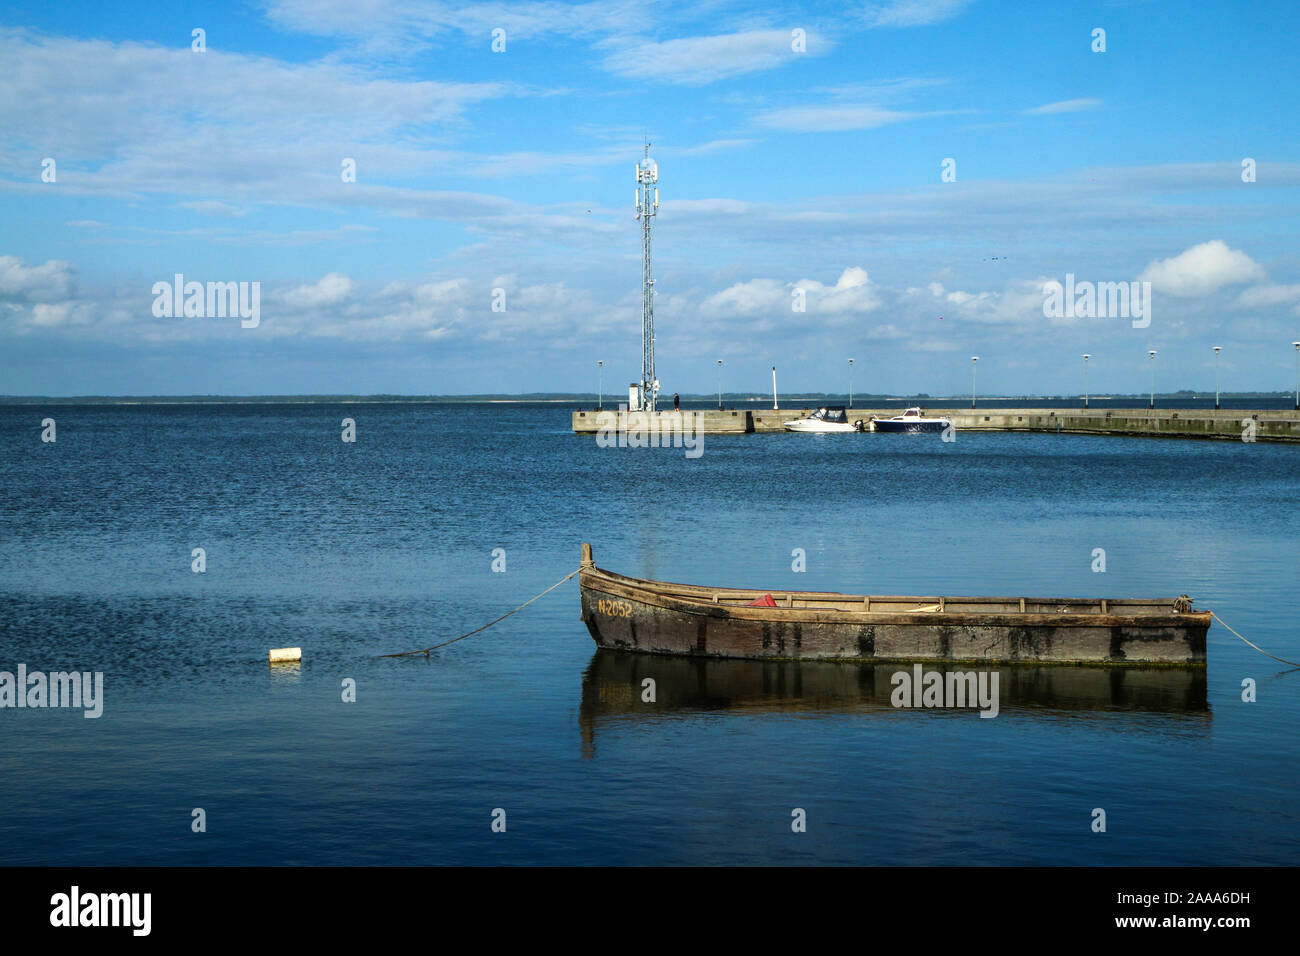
[578,543,1209,666]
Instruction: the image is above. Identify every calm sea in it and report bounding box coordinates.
[1,402,1297,865]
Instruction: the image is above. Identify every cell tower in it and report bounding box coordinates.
[634,144,659,412]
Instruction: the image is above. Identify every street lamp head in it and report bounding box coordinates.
[1293,341,1300,349]
[971,356,979,362]
[1212,346,1221,353]
[1083,353,1090,360]
[1148,350,1157,358]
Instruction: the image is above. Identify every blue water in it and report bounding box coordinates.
[1,402,1297,865]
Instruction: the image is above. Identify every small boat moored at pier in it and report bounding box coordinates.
[783,406,865,432]
[578,543,1209,666]
[871,407,951,433]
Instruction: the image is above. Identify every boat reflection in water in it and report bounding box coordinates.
[578,650,1209,757]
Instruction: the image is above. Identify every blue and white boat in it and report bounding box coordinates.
[871,407,951,433]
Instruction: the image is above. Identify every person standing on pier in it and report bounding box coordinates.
[673,392,680,410]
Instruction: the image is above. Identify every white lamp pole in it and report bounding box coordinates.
[971,356,979,409]
[1148,349,1157,410]
[772,366,779,411]
[849,358,854,410]
[1082,353,1090,410]
[597,359,604,411]
[716,359,723,410]
[1293,342,1300,411]
[1212,346,1221,410]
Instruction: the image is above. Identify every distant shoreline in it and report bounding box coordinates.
[1,391,1294,406]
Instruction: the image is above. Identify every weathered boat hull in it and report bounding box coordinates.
[578,544,1209,666]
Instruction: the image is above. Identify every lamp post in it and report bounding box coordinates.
[1293,342,1300,411]
[1082,353,1090,410]
[971,356,979,409]
[716,359,723,411]
[1212,346,1221,410]
[848,358,854,410]
[597,359,604,411]
[1148,350,1157,410]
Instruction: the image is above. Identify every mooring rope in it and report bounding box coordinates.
[378,571,1299,669]
[1211,611,1300,668]
[380,567,582,658]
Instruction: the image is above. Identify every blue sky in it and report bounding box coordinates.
[2,0,1299,396]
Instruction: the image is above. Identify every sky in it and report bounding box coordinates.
[2,0,1299,397]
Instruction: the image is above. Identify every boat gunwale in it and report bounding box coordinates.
[580,564,1211,628]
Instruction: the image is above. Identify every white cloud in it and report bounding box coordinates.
[0,256,73,301]
[754,104,921,132]
[904,276,1056,325]
[701,277,786,317]
[28,302,78,327]
[1233,283,1300,308]
[1025,98,1102,115]
[264,0,650,50]
[282,273,356,308]
[602,30,824,85]
[1139,240,1266,297]
[176,201,248,217]
[0,28,509,205]
[461,138,752,178]
[702,267,881,319]
[797,266,882,315]
[862,0,974,28]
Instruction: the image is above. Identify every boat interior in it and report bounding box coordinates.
[589,568,1185,617]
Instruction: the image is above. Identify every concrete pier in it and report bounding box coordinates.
[571,408,750,435]
[572,406,1300,442]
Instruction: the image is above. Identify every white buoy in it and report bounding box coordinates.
[269,647,302,663]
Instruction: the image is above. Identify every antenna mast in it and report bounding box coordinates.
[635,143,659,411]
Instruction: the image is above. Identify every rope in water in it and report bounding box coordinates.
[379,572,1299,669]
[1211,611,1300,668]
[380,567,582,658]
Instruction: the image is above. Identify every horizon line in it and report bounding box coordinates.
[2,390,1295,404]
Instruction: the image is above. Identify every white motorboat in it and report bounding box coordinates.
[871,407,951,433]
[783,406,865,433]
